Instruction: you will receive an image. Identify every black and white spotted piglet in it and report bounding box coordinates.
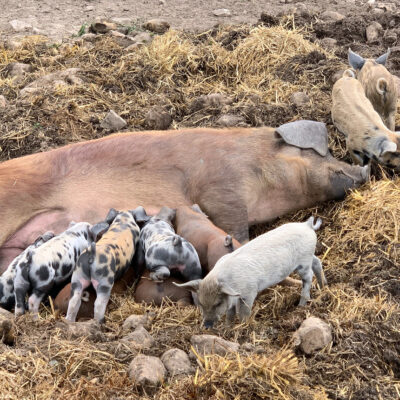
[134,206,202,282]
[14,221,108,318]
[0,231,55,311]
[66,209,141,323]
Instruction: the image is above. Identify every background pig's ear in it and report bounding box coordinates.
[380,139,397,156]
[158,206,176,223]
[105,208,118,224]
[348,48,365,70]
[219,281,240,297]
[173,279,201,292]
[90,222,109,242]
[275,120,329,157]
[192,204,208,216]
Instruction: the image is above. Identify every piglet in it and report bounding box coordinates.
[175,217,327,328]
[66,209,141,323]
[14,221,107,318]
[134,206,202,282]
[0,232,55,311]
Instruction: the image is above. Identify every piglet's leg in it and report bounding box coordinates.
[14,284,29,317]
[237,296,255,323]
[28,289,47,320]
[66,278,91,322]
[296,264,313,306]
[225,305,236,326]
[93,284,112,324]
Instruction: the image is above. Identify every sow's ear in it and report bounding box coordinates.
[275,120,329,157]
[173,279,201,292]
[375,49,390,66]
[348,48,365,70]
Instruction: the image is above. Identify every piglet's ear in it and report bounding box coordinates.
[105,208,118,225]
[90,222,109,242]
[173,279,201,292]
[69,221,76,228]
[380,139,397,156]
[219,281,240,297]
[131,206,151,223]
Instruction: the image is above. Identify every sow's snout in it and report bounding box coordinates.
[329,164,369,199]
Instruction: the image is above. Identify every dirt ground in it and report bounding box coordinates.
[0,0,384,41]
[1,0,400,399]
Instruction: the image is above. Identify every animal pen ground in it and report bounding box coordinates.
[1,4,400,400]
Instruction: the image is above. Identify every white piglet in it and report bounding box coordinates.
[175,217,327,328]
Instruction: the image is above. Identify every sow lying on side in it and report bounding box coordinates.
[176,217,326,328]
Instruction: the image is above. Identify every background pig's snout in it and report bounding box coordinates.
[203,320,214,329]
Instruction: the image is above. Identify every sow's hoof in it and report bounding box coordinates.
[54,267,137,319]
[134,271,193,306]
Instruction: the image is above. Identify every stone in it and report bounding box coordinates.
[240,342,266,354]
[142,19,170,34]
[121,326,155,350]
[4,37,24,50]
[64,320,104,341]
[80,33,97,42]
[216,114,245,127]
[6,62,32,78]
[128,355,166,390]
[190,334,239,356]
[366,22,383,44]
[90,21,118,34]
[0,95,7,108]
[123,313,154,331]
[145,107,172,130]
[375,2,396,12]
[109,30,126,38]
[85,5,94,11]
[383,31,397,46]
[293,316,332,355]
[213,9,232,17]
[100,110,127,132]
[190,93,233,112]
[129,32,152,45]
[110,17,133,26]
[20,68,83,98]
[320,37,337,50]
[0,308,16,345]
[161,348,193,376]
[320,11,345,22]
[371,7,385,14]
[9,19,32,32]
[259,12,279,26]
[290,91,310,107]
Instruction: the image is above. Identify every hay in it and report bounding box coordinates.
[1,20,400,400]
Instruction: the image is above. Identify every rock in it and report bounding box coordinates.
[259,12,279,26]
[0,95,7,108]
[109,30,126,38]
[127,32,152,47]
[64,320,104,341]
[4,37,24,50]
[290,91,310,107]
[121,326,155,350]
[143,19,170,34]
[371,7,385,14]
[383,30,397,46]
[80,33,97,43]
[320,37,337,50]
[20,68,83,98]
[85,5,94,11]
[6,62,32,78]
[320,10,345,22]
[366,22,383,44]
[213,9,231,17]
[161,348,193,376]
[110,17,133,26]
[292,3,315,17]
[123,312,154,331]
[9,19,32,32]
[129,355,166,390]
[190,93,233,112]
[293,316,332,355]
[190,334,239,357]
[216,114,245,127]
[90,21,117,34]
[375,2,396,12]
[240,342,266,354]
[100,110,127,132]
[0,308,16,345]
[145,107,172,130]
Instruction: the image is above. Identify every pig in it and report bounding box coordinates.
[0,122,369,277]
[14,221,107,318]
[0,231,55,311]
[175,204,241,275]
[175,217,326,328]
[348,49,398,131]
[135,206,202,282]
[331,69,400,169]
[134,270,193,306]
[66,209,141,323]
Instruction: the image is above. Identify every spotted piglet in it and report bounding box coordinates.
[134,206,202,282]
[0,231,55,311]
[14,222,108,318]
[66,209,141,323]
